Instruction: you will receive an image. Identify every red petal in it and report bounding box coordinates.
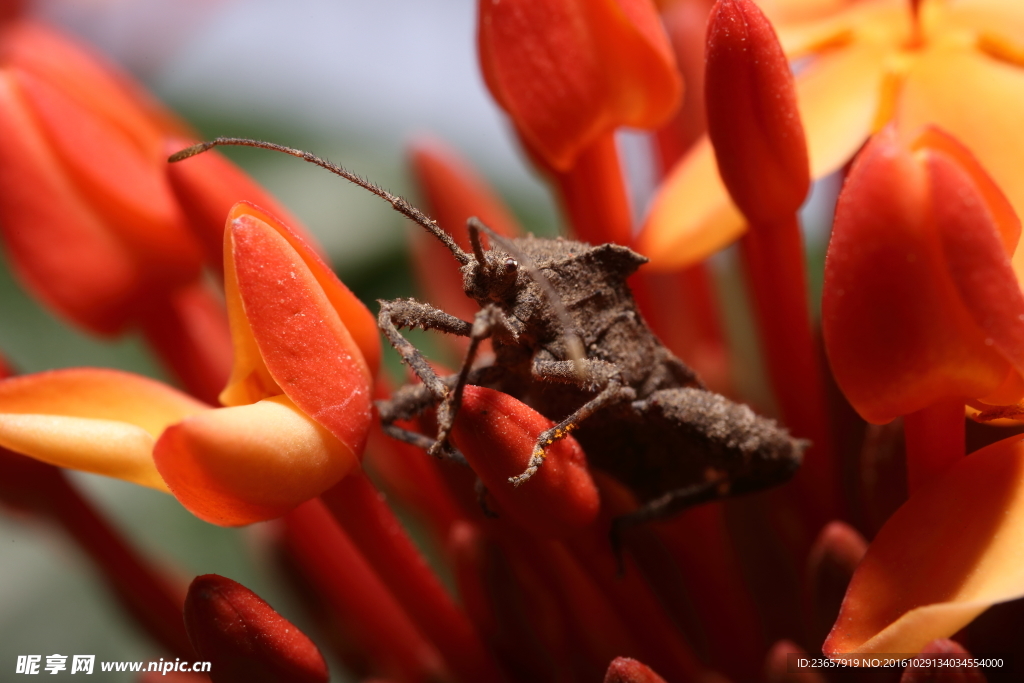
[450,385,600,537]
[184,574,328,683]
[226,208,374,451]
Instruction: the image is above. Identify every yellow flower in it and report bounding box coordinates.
[637,0,1024,271]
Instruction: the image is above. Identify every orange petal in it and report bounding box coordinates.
[822,128,1009,424]
[154,395,358,526]
[449,385,600,537]
[797,39,889,179]
[633,137,745,270]
[0,368,208,435]
[409,138,521,323]
[928,147,1024,381]
[896,47,1024,279]
[0,414,165,491]
[479,0,681,171]
[705,0,809,224]
[224,208,373,453]
[0,368,207,490]
[824,434,1024,655]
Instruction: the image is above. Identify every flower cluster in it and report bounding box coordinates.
[3,0,1024,682]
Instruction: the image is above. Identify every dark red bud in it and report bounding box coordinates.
[184,574,328,683]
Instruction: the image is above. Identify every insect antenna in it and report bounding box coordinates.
[467,218,587,377]
[170,137,471,266]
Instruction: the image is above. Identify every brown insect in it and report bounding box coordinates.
[171,138,806,537]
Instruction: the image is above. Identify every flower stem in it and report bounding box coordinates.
[320,471,506,683]
[903,397,965,493]
[552,132,633,246]
[740,214,840,524]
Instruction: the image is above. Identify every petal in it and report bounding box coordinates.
[225,202,380,384]
[0,368,208,436]
[928,147,1024,381]
[604,657,669,683]
[633,137,746,270]
[154,395,358,526]
[184,574,329,683]
[223,209,373,452]
[0,414,165,491]
[0,71,144,335]
[449,385,600,537]
[797,39,889,179]
[822,128,1009,423]
[705,0,810,224]
[896,46,1024,278]
[824,434,1024,655]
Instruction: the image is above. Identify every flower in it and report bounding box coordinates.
[638,0,1024,271]
[0,202,377,525]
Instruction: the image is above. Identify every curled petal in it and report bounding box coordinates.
[221,204,375,456]
[705,0,810,224]
[450,385,599,537]
[825,434,1024,655]
[479,0,681,170]
[822,127,1011,423]
[154,395,359,526]
[184,574,328,683]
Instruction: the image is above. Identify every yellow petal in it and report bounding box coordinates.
[797,39,891,178]
[0,368,208,437]
[153,394,359,526]
[634,137,745,270]
[825,434,1024,655]
[896,46,1024,278]
[0,414,166,491]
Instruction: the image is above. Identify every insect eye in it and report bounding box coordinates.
[504,257,518,270]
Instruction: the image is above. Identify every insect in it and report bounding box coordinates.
[171,138,806,535]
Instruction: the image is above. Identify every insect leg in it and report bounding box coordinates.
[378,299,472,400]
[509,359,637,486]
[430,304,499,458]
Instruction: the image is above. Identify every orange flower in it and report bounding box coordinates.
[639,0,1024,271]
[822,125,1024,425]
[0,203,378,525]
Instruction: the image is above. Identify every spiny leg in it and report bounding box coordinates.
[378,299,472,401]
[509,358,637,487]
[430,305,499,458]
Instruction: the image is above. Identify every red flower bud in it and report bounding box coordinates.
[450,385,600,537]
[479,0,681,171]
[604,657,669,683]
[184,574,328,683]
[704,0,809,225]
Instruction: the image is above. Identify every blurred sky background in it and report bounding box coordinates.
[0,1,565,679]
